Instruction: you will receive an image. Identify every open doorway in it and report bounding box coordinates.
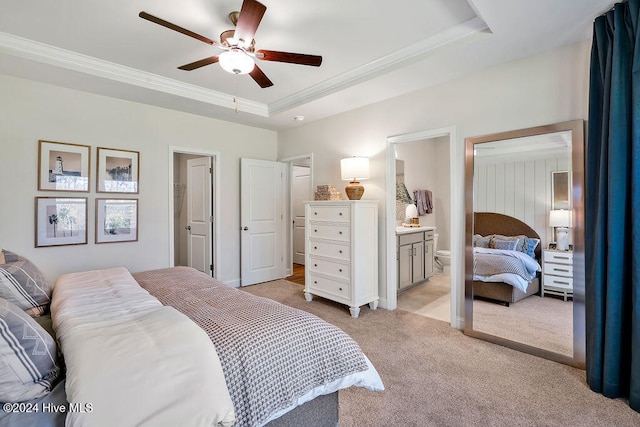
[169,148,220,278]
[280,154,313,285]
[386,126,464,329]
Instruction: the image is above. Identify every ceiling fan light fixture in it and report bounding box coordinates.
[219,49,255,75]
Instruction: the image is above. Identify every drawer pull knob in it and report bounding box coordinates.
[339,231,342,235]
[314,280,318,284]
[339,250,343,254]
[339,287,343,291]
[314,246,317,250]
[314,264,318,267]
[314,229,318,232]
[339,269,343,272]
[314,212,318,215]
[557,281,570,285]
[556,268,570,272]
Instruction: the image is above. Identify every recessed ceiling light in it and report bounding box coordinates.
[294,115,305,122]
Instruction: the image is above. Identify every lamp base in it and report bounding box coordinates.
[345,181,364,200]
[556,227,570,251]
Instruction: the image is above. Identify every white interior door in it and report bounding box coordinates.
[241,158,285,286]
[186,157,212,274]
[292,165,310,265]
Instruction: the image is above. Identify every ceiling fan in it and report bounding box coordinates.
[139,0,322,88]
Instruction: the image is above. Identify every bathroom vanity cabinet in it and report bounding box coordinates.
[397,227,434,292]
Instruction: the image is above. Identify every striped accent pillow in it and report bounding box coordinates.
[0,251,51,317]
[0,298,60,402]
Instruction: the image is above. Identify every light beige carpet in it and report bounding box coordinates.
[474,295,573,356]
[243,279,640,426]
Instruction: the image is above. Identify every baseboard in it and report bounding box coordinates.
[225,279,241,288]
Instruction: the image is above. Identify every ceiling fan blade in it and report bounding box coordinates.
[139,11,215,45]
[178,56,220,71]
[255,49,322,67]
[234,0,267,47]
[249,64,273,88]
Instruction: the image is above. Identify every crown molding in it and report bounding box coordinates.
[268,16,489,115]
[0,31,269,117]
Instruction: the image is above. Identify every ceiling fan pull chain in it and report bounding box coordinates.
[234,75,239,113]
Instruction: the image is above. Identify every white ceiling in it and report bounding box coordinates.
[0,0,614,131]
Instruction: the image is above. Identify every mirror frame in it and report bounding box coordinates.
[464,120,585,368]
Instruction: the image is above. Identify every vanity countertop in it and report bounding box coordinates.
[395,226,436,235]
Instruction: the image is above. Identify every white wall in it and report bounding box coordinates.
[277,40,591,321]
[0,75,277,283]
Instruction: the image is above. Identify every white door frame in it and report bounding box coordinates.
[280,153,313,277]
[168,146,221,278]
[385,126,465,329]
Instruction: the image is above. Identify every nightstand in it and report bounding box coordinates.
[542,249,573,301]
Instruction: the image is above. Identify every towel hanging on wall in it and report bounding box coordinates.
[413,190,433,215]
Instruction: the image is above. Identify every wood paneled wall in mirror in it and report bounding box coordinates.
[464,120,585,368]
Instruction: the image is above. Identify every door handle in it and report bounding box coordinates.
[185,226,191,231]
[243,226,249,231]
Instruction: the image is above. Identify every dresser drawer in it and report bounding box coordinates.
[543,274,573,290]
[309,223,350,242]
[308,258,350,280]
[308,205,350,222]
[543,251,573,264]
[545,263,573,277]
[308,274,350,301]
[309,241,350,261]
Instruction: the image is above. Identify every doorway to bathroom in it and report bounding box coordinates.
[395,136,451,322]
[386,126,461,327]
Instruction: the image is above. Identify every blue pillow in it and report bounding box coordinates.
[0,298,60,402]
[524,238,540,258]
[492,239,518,251]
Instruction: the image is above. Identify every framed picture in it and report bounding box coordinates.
[35,197,87,247]
[552,170,571,210]
[548,242,557,250]
[38,140,90,192]
[97,147,139,193]
[95,198,138,244]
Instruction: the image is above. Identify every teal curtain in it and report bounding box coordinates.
[586,0,640,412]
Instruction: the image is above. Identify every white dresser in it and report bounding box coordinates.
[304,200,379,318]
[542,249,573,301]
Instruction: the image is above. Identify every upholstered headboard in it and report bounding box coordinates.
[473,212,542,261]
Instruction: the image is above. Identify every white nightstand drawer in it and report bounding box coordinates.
[543,274,573,289]
[309,223,350,242]
[308,274,350,301]
[308,206,350,222]
[543,251,573,264]
[545,263,573,277]
[309,240,350,261]
[308,258,350,280]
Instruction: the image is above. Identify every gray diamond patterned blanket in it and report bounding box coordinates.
[133,267,380,427]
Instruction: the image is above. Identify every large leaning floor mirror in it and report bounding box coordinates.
[464,120,585,367]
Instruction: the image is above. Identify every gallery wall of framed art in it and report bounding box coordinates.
[35,140,140,247]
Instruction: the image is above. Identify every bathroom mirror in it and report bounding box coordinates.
[464,120,585,367]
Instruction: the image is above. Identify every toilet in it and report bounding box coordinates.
[433,234,451,275]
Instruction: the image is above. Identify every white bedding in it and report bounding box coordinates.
[51,267,235,427]
[473,247,541,292]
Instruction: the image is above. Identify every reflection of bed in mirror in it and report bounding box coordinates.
[473,212,542,306]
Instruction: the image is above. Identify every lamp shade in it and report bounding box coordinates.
[340,157,369,181]
[219,49,255,75]
[549,209,572,228]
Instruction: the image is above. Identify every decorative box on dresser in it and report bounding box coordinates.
[304,200,379,318]
[542,249,573,301]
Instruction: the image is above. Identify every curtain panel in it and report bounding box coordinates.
[586,0,640,412]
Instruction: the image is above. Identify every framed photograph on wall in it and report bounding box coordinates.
[35,197,87,247]
[38,140,90,192]
[552,170,571,210]
[96,147,139,193]
[95,198,138,244]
